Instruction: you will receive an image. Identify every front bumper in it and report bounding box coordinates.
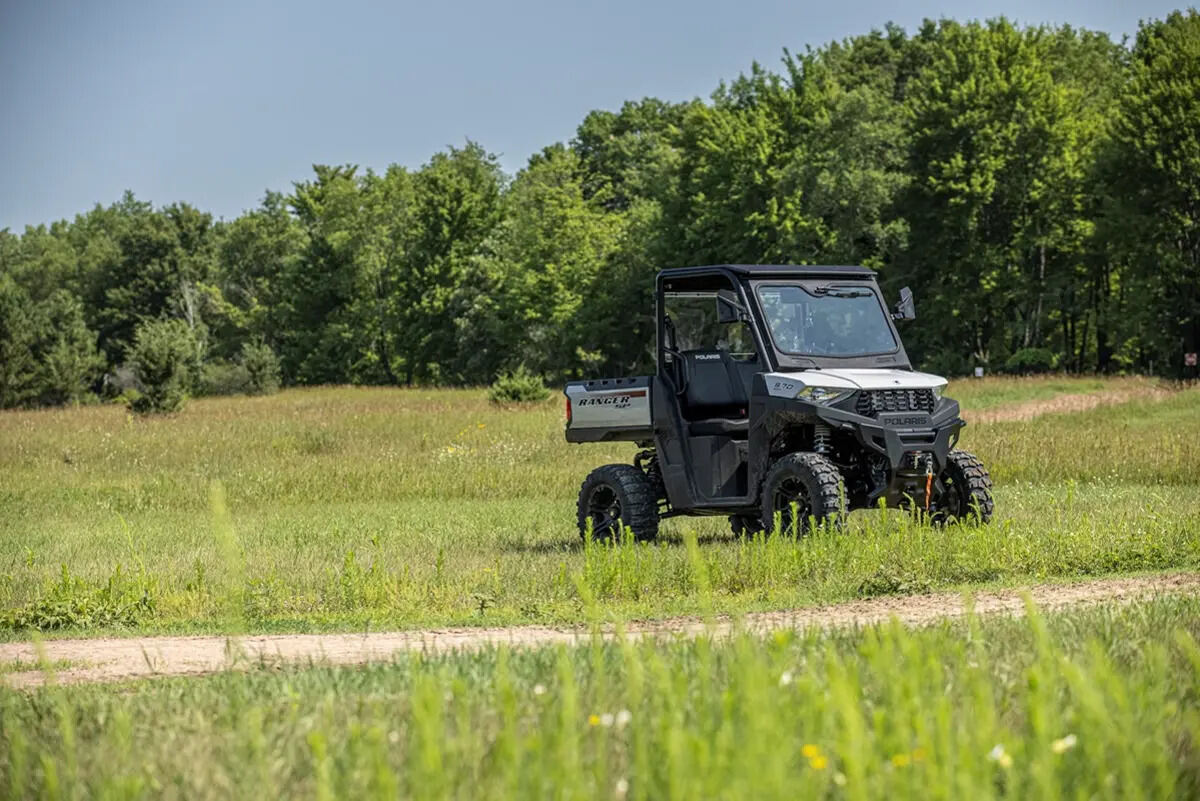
[814,399,965,506]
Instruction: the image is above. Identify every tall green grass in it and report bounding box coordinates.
[1,382,1197,635]
[945,374,1152,410]
[2,479,1197,636]
[965,388,1200,484]
[3,382,1191,513]
[3,597,1198,799]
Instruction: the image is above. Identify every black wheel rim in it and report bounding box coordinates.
[939,471,964,518]
[773,476,812,534]
[586,486,622,538]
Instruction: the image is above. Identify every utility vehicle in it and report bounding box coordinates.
[564,264,993,540]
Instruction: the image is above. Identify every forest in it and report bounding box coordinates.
[2,12,1198,410]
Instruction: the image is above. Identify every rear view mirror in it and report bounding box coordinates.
[893,287,916,321]
[716,289,745,324]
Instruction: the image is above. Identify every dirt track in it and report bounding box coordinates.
[3,573,1197,689]
[966,386,1172,423]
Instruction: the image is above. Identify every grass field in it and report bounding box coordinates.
[1,376,1198,636]
[3,597,1199,799]
[2,375,1199,799]
[945,374,1148,410]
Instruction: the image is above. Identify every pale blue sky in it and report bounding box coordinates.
[0,0,1184,231]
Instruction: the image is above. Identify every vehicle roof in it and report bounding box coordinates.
[659,264,877,279]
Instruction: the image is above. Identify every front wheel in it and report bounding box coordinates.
[760,452,846,536]
[932,450,994,525]
[577,464,659,542]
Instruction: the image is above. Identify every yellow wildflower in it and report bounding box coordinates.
[891,753,911,768]
[588,714,600,727]
[801,744,820,759]
[809,755,828,770]
[1051,734,1077,754]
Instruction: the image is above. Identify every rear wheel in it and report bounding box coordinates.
[760,452,845,536]
[932,450,994,525]
[577,464,659,542]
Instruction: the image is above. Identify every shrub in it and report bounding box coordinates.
[240,341,281,395]
[1004,347,1057,375]
[127,319,196,414]
[195,345,281,397]
[488,365,550,404]
[198,361,251,396]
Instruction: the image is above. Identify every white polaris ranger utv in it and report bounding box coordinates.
[564,264,993,541]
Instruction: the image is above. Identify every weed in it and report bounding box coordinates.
[856,568,934,598]
[2,564,155,632]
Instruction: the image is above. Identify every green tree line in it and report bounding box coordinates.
[2,13,1198,409]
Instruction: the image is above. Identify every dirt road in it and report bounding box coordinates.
[966,385,1173,423]
[3,573,1197,689]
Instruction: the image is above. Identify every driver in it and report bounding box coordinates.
[805,311,838,354]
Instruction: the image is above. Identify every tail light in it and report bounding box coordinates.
[565,395,572,425]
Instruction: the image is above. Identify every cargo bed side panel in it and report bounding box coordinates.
[565,376,653,443]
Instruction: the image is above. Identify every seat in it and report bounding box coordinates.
[679,350,749,439]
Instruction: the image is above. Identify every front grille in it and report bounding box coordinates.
[855,389,936,418]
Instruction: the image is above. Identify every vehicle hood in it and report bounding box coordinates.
[764,368,947,396]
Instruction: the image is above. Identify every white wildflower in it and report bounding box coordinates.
[988,743,1013,769]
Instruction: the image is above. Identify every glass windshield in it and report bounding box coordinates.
[755,284,897,357]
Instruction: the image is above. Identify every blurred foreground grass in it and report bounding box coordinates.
[2,597,1198,799]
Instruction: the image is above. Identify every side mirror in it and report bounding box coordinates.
[892,286,916,321]
[716,289,746,324]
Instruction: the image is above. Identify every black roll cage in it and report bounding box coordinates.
[656,265,913,375]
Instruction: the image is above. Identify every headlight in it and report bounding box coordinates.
[794,386,853,404]
[931,384,945,402]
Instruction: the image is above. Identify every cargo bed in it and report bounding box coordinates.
[564,376,653,443]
